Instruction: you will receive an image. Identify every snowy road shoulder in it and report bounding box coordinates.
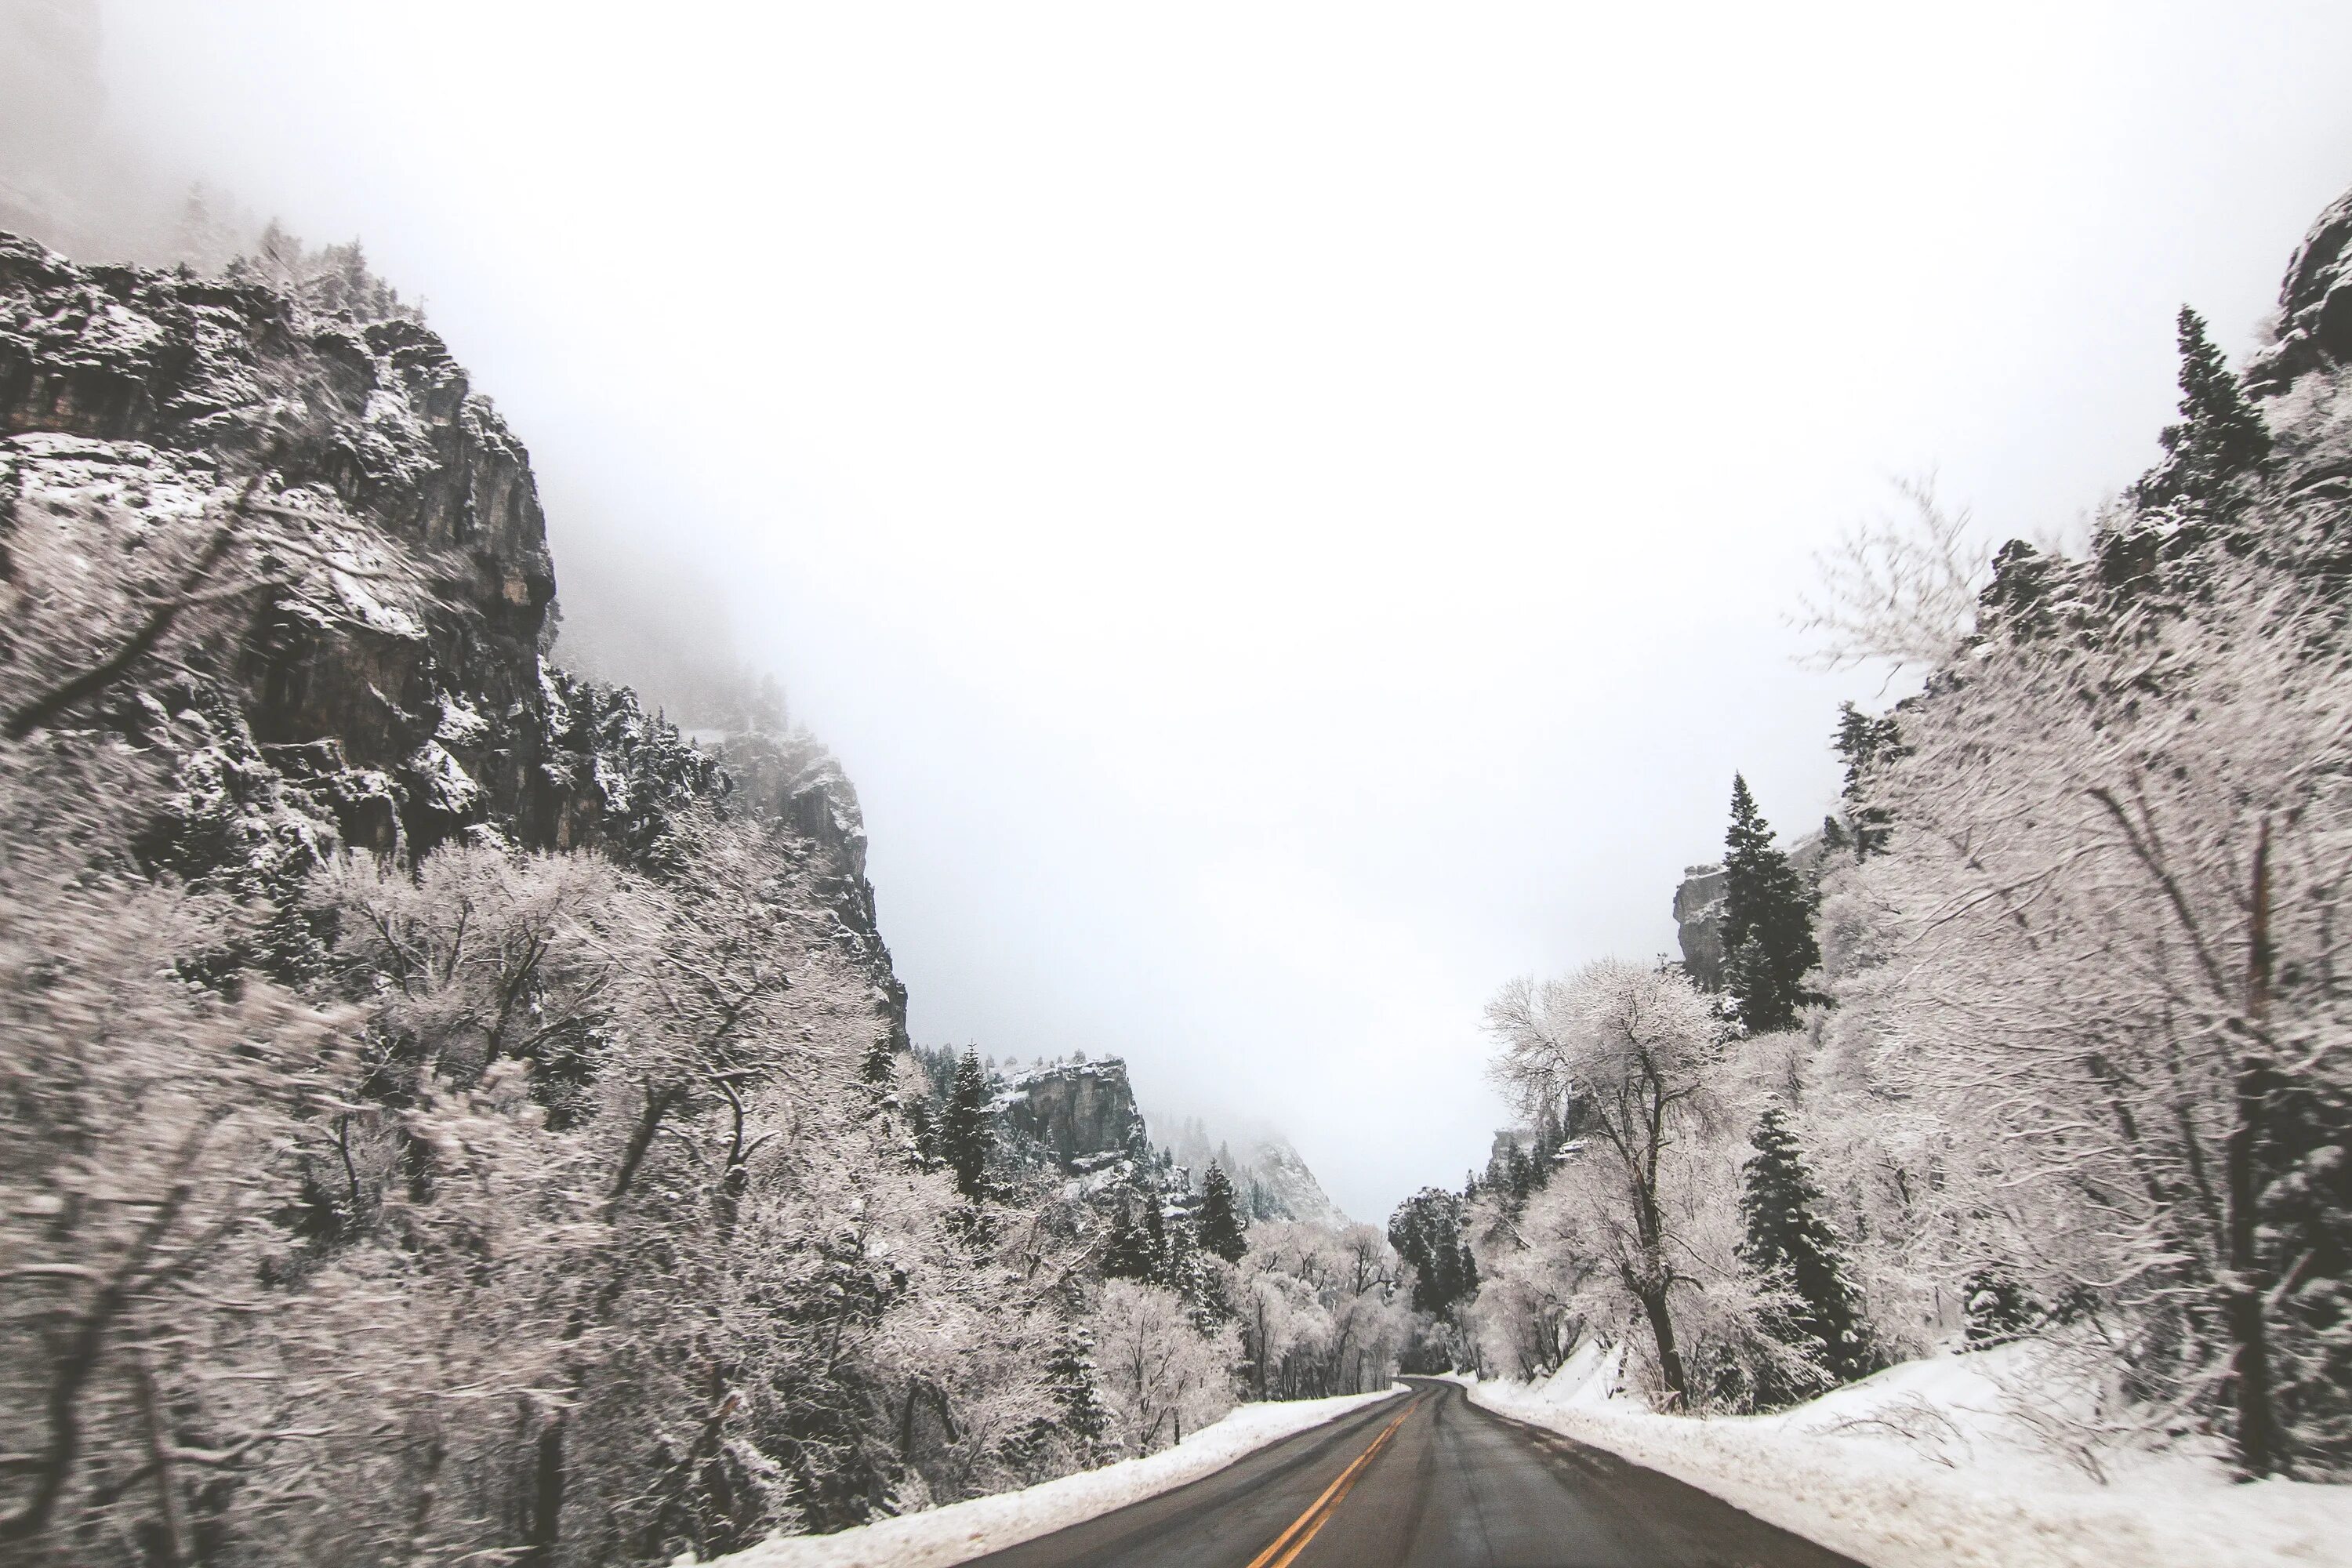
[1468,1348,2352,1568]
[702,1388,1407,1568]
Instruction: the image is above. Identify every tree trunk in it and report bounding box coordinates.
[1639,1289,1690,1407]
[608,1082,683,1210]
[517,1405,565,1568]
[2224,822,2282,1479]
[131,1347,186,1568]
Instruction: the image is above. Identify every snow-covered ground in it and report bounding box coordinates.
[700,1388,1405,1568]
[1469,1344,2352,1568]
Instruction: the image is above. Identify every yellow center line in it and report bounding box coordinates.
[1241,1398,1417,1568]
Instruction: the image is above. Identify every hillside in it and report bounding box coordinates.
[0,228,1398,1567]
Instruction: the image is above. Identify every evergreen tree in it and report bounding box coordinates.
[1976,538,2063,644]
[905,1095,940,1168]
[2132,305,2274,521]
[1506,1144,1536,1203]
[1196,1162,1249,1264]
[1739,1109,1873,1393]
[1961,1267,2041,1349]
[1142,1192,1167,1274]
[1829,704,1900,858]
[1044,1326,1114,1459]
[1102,1193,1164,1284]
[2102,307,2274,590]
[941,1047,995,1200]
[1721,775,1822,1034]
[1388,1187,1475,1316]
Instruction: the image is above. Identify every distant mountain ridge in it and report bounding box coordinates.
[1158,1112,1349,1228]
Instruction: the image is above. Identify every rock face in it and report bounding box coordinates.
[996,1058,1152,1174]
[2246,187,2352,397]
[1672,862,1731,989]
[715,727,909,1047]
[1237,1137,1350,1228]
[0,231,907,1033]
[2244,185,2352,506]
[0,231,559,850]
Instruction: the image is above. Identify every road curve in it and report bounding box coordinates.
[969,1377,1862,1568]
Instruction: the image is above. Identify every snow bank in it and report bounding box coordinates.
[1469,1349,2352,1568]
[705,1388,1406,1568]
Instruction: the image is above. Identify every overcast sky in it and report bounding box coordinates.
[56,1,2352,1219]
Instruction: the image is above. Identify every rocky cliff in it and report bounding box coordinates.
[0,232,554,844]
[996,1058,1153,1175]
[2246,186,2352,503]
[0,231,904,1020]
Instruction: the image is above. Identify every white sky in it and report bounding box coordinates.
[82,0,2352,1220]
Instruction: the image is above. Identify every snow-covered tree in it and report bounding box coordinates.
[2127,306,2274,532]
[1813,489,2352,1476]
[1720,775,1820,1036]
[942,1047,996,1200]
[1090,1281,1238,1454]
[1485,960,1726,1406]
[1236,1221,1408,1397]
[0,742,348,1552]
[1737,1107,1875,1401]
[1196,1162,1249,1264]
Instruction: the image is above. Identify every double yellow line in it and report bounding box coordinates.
[1241,1398,1417,1568]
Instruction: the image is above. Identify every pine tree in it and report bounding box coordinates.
[1196,1163,1249,1264]
[941,1047,995,1200]
[2102,307,2275,590]
[1142,1193,1167,1276]
[1506,1145,1536,1203]
[1739,1109,1873,1394]
[905,1094,940,1167]
[1388,1187,1475,1316]
[1045,1326,1114,1459]
[1829,705,1900,858]
[1102,1192,1164,1284]
[1721,775,1822,1034]
[2132,305,2273,520]
[1962,1267,2041,1349]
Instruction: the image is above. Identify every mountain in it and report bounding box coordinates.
[1159,1113,1350,1227]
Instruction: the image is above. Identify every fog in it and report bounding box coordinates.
[15,0,2352,1220]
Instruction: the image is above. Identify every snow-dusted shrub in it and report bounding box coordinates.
[0,740,350,1554]
[1235,1221,1410,1399]
[1091,1280,1240,1455]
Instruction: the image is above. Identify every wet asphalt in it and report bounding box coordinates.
[967,1377,1865,1568]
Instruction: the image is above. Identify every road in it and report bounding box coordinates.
[971,1377,1862,1568]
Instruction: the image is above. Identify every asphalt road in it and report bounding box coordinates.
[970,1377,1863,1568]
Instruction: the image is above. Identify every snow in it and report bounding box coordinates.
[407,742,482,814]
[328,565,426,638]
[1468,1347,2352,1568]
[435,692,489,746]
[698,1388,1405,1568]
